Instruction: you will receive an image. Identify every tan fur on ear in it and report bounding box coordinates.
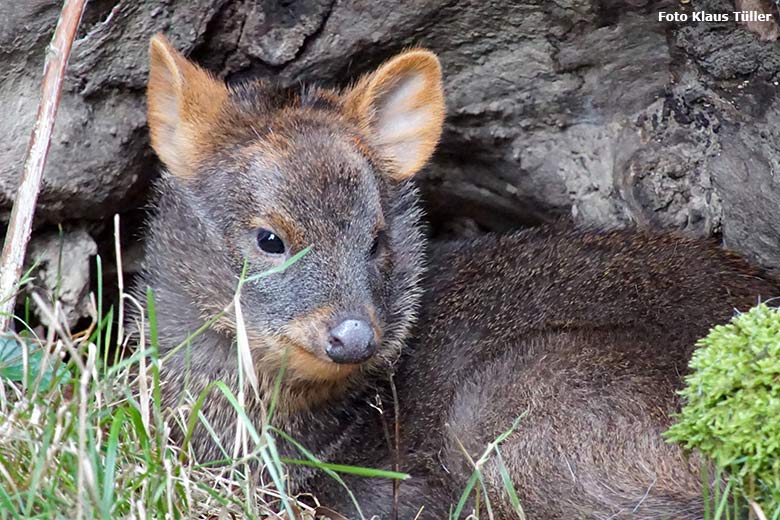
[345,49,445,180]
[147,34,229,177]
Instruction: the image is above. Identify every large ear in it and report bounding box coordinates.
[345,49,445,180]
[147,34,229,177]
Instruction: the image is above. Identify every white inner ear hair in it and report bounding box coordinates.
[376,74,431,144]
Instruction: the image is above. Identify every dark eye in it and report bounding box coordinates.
[369,231,385,259]
[257,228,286,255]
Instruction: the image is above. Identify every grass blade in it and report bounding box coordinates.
[714,479,734,520]
[100,409,126,518]
[452,470,479,519]
[280,458,409,480]
[494,447,525,519]
[243,246,311,285]
[271,427,366,520]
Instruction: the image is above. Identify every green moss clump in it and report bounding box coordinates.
[664,303,780,509]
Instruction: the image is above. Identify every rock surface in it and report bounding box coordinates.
[24,228,97,328]
[1,0,779,269]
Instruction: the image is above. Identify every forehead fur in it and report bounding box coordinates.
[188,82,386,241]
[252,127,383,237]
[184,80,384,180]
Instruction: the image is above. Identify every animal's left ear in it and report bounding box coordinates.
[345,49,445,180]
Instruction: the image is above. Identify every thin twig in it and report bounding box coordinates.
[0,0,88,332]
[390,373,401,520]
[369,392,395,514]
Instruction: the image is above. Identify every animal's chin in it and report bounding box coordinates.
[266,337,366,383]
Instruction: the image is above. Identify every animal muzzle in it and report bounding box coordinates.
[326,318,377,364]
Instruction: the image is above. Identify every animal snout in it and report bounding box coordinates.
[326,319,377,364]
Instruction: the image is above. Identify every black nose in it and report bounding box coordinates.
[326,319,376,364]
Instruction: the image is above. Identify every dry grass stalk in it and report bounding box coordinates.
[0,0,88,332]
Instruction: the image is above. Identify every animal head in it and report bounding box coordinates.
[144,35,445,385]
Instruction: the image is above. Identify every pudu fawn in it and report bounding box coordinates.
[134,34,779,518]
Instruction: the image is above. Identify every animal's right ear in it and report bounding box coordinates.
[147,34,228,178]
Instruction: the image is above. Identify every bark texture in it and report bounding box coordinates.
[1,0,779,304]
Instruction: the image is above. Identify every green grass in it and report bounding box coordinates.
[0,300,312,519]
[0,226,526,520]
[0,227,412,519]
[449,414,527,520]
[6,224,778,520]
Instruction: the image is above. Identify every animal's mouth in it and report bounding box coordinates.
[278,307,384,368]
[276,337,362,382]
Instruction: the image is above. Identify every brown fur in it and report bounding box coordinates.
[378,228,779,518]
[135,36,433,472]
[312,229,779,519]
[135,36,780,519]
